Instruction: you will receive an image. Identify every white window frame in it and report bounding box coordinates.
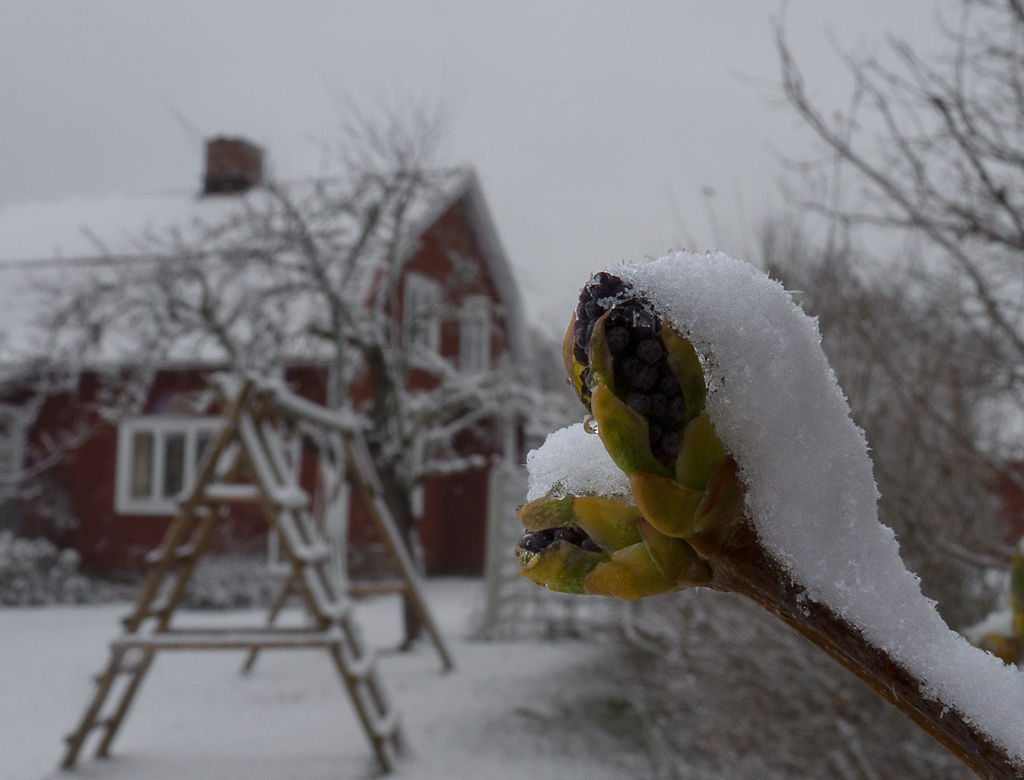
[459,295,491,373]
[115,415,223,516]
[403,271,442,356]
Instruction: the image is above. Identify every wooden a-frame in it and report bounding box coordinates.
[61,375,454,774]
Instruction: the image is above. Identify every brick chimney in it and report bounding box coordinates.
[202,137,264,195]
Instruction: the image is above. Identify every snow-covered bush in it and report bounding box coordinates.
[181,555,284,610]
[0,530,89,605]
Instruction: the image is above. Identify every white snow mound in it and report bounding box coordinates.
[526,423,631,503]
[528,250,1024,759]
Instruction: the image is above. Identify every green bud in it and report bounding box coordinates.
[518,541,610,595]
[636,517,711,584]
[692,456,744,534]
[592,382,672,479]
[572,495,644,552]
[588,312,617,391]
[676,413,727,491]
[562,313,590,407]
[662,322,705,426]
[628,471,704,538]
[584,542,680,601]
[519,494,576,533]
[517,272,752,603]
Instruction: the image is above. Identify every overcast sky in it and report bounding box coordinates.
[0,1,950,330]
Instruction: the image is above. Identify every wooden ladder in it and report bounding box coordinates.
[60,377,450,773]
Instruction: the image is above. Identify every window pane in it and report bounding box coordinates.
[194,430,213,472]
[460,296,490,372]
[130,431,154,499]
[162,432,186,499]
[404,273,441,353]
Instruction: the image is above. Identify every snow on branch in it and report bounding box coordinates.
[519,252,1024,778]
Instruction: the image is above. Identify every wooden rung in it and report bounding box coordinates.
[348,579,410,597]
[269,486,309,509]
[371,709,400,740]
[265,381,365,434]
[317,601,353,622]
[144,542,196,566]
[64,717,115,742]
[201,483,260,502]
[113,629,344,651]
[291,542,331,564]
[341,650,374,680]
[94,661,142,682]
[122,598,172,628]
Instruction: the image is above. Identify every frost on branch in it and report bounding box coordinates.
[518,251,1024,777]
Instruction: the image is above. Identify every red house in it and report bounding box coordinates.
[0,138,527,577]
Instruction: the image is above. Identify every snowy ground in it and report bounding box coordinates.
[0,578,645,780]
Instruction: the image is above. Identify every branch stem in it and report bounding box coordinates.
[708,522,1019,779]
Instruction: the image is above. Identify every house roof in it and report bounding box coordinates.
[0,167,525,367]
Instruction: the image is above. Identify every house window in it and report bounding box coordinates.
[403,272,441,355]
[116,416,222,515]
[459,296,491,373]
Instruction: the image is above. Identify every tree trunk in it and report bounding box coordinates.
[364,346,423,648]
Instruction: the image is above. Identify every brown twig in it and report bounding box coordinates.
[708,521,1021,780]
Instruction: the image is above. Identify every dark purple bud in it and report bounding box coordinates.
[621,357,642,383]
[658,371,681,396]
[573,344,588,365]
[648,423,663,448]
[648,393,668,419]
[636,339,663,364]
[661,433,681,459]
[633,309,657,335]
[554,527,587,545]
[668,396,686,424]
[585,300,603,319]
[634,365,658,391]
[606,327,630,353]
[580,538,602,553]
[627,393,651,416]
[519,532,552,553]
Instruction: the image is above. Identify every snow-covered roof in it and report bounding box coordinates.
[0,190,229,264]
[0,168,526,366]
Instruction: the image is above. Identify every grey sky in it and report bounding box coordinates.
[0,1,948,330]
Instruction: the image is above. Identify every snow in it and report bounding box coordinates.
[0,578,640,780]
[530,250,1024,759]
[525,423,630,503]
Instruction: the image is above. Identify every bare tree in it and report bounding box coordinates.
[773,0,1024,618]
[39,106,536,643]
